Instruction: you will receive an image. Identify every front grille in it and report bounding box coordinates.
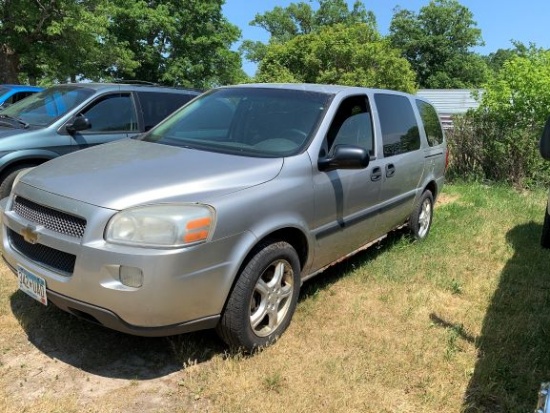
[8,229,76,275]
[13,196,86,239]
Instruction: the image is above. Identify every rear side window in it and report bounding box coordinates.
[137,91,196,131]
[374,93,420,157]
[416,100,444,146]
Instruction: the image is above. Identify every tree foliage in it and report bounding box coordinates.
[481,46,550,129]
[483,42,528,75]
[256,23,417,93]
[447,46,550,187]
[240,0,375,65]
[108,0,245,88]
[389,0,488,88]
[243,0,414,91]
[0,0,131,84]
[0,0,244,88]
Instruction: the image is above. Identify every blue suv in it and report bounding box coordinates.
[0,82,200,197]
[0,85,43,108]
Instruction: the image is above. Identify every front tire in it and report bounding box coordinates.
[217,241,300,352]
[409,190,434,240]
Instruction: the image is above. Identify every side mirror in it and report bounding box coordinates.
[318,145,370,172]
[541,117,550,160]
[66,115,91,134]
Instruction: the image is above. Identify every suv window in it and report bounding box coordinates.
[375,93,420,157]
[5,92,34,106]
[326,95,373,155]
[416,100,444,146]
[2,86,94,126]
[81,94,137,132]
[137,91,196,131]
[145,87,328,157]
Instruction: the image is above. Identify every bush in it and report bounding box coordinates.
[446,111,550,188]
[446,47,550,188]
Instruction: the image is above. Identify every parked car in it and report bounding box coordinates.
[540,116,550,247]
[0,82,201,198]
[0,84,43,108]
[0,83,447,351]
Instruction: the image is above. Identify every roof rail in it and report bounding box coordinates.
[112,80,157,85]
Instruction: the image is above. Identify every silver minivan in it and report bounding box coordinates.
[0,84,447,351]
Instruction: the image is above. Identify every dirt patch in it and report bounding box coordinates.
[0,271,218,413]
[436,192,459,206]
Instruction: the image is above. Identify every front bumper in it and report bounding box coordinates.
[0,187,254,334]
[3,257,219,336]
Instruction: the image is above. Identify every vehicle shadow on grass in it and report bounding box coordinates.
[9,292,226,379]
[461,221,550,412]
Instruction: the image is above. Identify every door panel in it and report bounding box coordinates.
[311,94,382,271]
[374,93,426,234]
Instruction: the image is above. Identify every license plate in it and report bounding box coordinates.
[17,265,47,306]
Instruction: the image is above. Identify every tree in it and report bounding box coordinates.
[483,41,528,75]
[108,0,245,88]
[0,0,245,88]
[447,45,550,187]
[256,23,417,93]
[389,0,488,88]
[240,0,375,67]
[0,0,138,84]
[481,45,550,129]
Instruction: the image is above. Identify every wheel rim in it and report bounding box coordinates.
[417,198,432,238]
[249,259,294,338]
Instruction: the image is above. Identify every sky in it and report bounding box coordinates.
[222,0,550,76]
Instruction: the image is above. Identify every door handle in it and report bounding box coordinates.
[371,167,382,181]
[386,163,395,178]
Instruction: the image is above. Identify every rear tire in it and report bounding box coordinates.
[217,241,300,352]
[541,203,550,248]
[409,190,434,240]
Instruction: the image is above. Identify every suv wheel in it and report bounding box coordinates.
[217,240,300,352]
[409,190,434,240]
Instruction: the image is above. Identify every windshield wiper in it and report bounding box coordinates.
[0,114,29,129]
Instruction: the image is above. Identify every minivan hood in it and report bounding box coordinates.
[20,139,284,210]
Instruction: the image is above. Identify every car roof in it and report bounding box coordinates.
[47,82,202,95]
[1,84,43,92]
[218,83,413,98]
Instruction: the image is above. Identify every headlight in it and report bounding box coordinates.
[105,204,215,248]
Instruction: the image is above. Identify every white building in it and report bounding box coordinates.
[416,89,483,129]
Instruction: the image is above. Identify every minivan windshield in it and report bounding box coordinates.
[0,85,94,127]
[142,87,331,157]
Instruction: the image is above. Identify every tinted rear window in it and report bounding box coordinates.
[374,93,420,157]
[416,100,444,146]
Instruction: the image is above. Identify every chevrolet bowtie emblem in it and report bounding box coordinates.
[20,225,39,244]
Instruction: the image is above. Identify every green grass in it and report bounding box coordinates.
[1,182,549,412]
